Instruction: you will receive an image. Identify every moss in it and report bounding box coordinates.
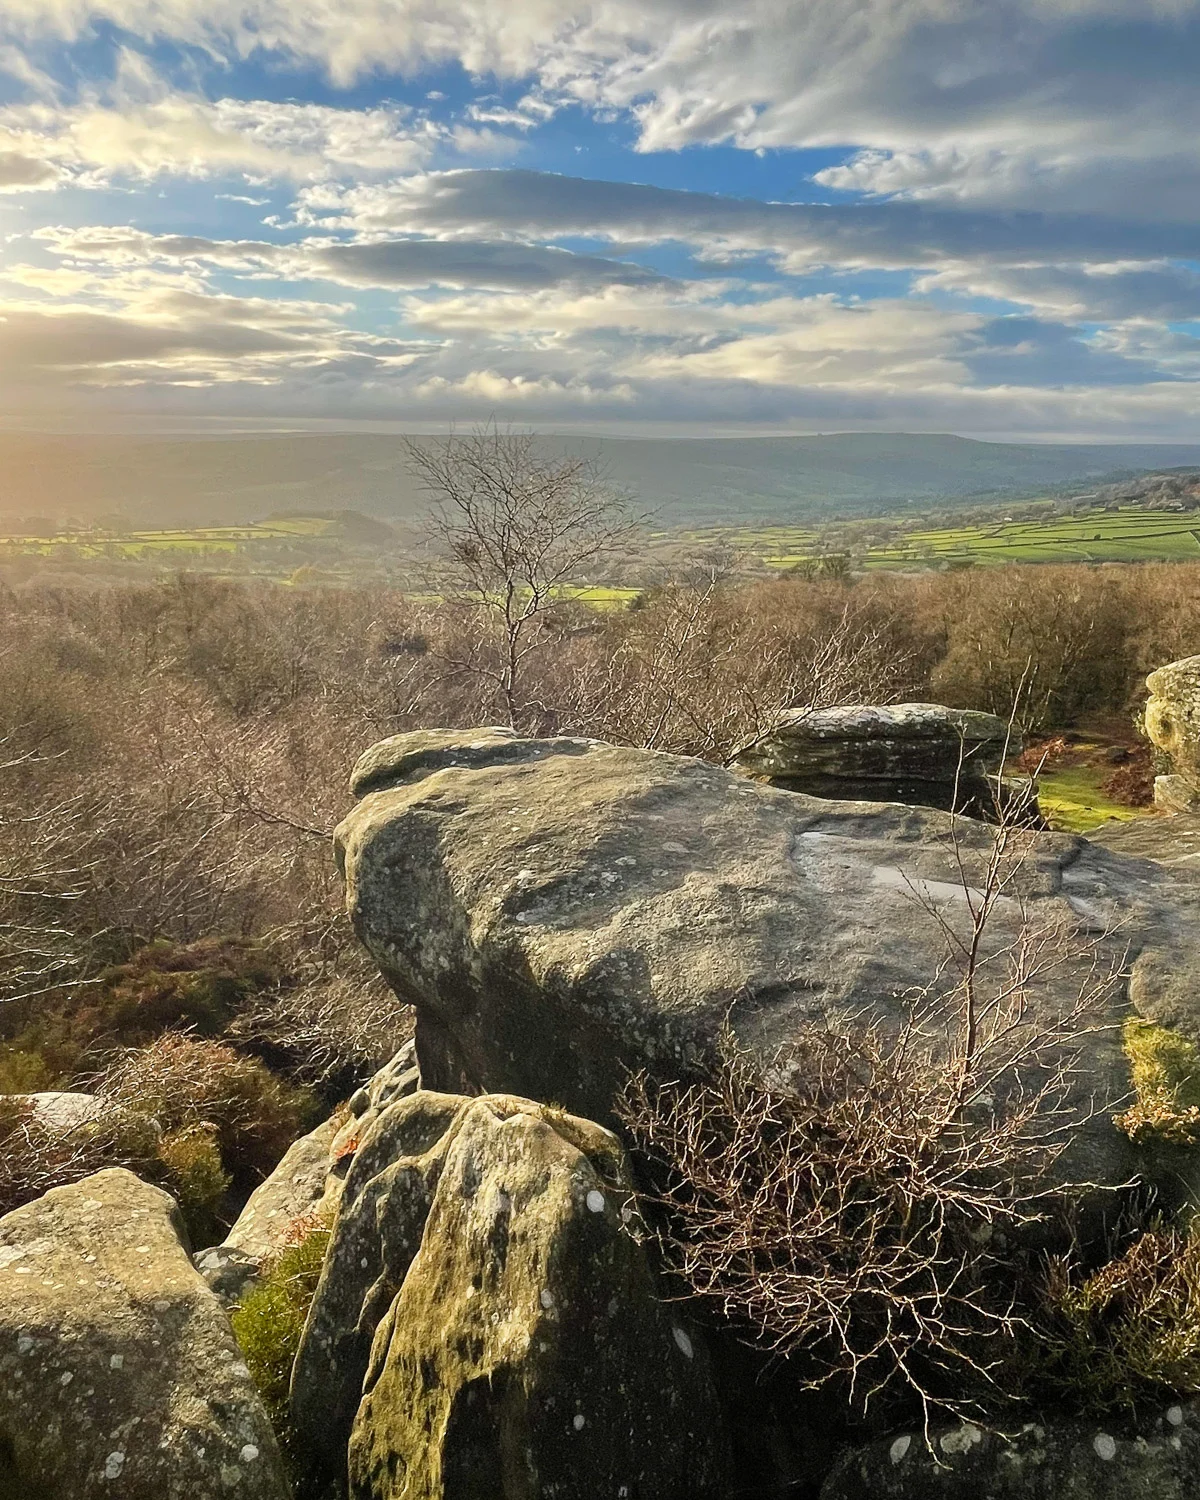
[231,1212,332,1465]
[1115,1017,1200,1146]
[158,1124,231,1246]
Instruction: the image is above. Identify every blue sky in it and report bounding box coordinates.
[1,0,1199,438]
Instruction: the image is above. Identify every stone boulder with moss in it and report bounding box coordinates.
[0,1166,290,1498]
[334,728,1200,1205]
[1145,655,1200,811]
[731,701,1014,815]
[291,1088,729,1500]
[821,1404,1200,1500]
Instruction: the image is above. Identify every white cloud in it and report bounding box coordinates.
[917,262,1200,322]
[6,1,1200,216]
[304,168,1200,272]
[0,63,517,193]
[29,223,670,291]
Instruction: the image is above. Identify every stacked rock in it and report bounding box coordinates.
[732,702,1018,819]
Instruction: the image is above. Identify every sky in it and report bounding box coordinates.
[1,1,1199,438]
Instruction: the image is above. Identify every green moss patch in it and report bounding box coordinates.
[231,1213,333,1464]
[1116,1017,1200,1147]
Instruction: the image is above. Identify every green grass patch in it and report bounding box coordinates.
[1035,764,1143,833]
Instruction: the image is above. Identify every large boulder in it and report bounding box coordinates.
[334,728,1200,1194]
[821,1405,1200,1500]
[732,702,1013,815]
[292,1090,729,1500]
[0,1167,290,1499]
[1145,656,1200,810]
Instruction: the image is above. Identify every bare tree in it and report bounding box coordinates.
[405,425,637,729]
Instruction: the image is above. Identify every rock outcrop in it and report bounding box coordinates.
[292,1089,729,1500]
[195,1041,421,1305]
[334,727,1200,1196]
[732,702,1014,815]
[821,1406,1200,1499]
[0,1167,290,1499]
[1145,656,1200,811]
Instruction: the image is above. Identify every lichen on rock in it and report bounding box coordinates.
[289,1087,729,1500]
[0,1166,290,1499]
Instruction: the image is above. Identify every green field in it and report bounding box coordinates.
[0,516,341,564]
[678,508,1200,571]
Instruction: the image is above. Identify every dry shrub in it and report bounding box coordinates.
[575,577,926,760]
[158,1123,231,1242]
[229,964,413,1091]
[0,1093,159,1218]
[99,1032,316,1183]
[621,1027,1067,1426]
[620,798,1125,1428]
[1040,1227,1200,1411]
[925,566,1139,733]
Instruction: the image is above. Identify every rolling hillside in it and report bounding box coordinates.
[5,431,1200,528]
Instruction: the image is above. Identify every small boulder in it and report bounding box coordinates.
[0,1167,290,1498]
[1145,656,1200,807]
[24,1091,104,1132]
[821,1406,1200,1500]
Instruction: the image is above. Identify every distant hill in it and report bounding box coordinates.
[5,431,1200,528]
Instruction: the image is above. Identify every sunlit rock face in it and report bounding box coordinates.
[333,727,1200,1211]
[291,1089,729,1500]
[1146,656,1200,812]
[0,1167,289,1499]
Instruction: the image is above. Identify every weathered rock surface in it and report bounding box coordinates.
[821,1406,1200,1500]
[223,1115,342,1263]
[334,1038,421,1157]
[1088,812,1200,873]
[23,1090,104,1132]
[1155,772,1200,814]
[733,702,1014,814]
[335,728,1200,1193]
[0,1167,290,1499]
[292,1089,729,1500]
[1146,656,1200,808]
[291,1090,467,1475]
[195,1114,343,1305]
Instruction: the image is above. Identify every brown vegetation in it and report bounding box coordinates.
[0,547,1195,1250]
[619,791,1126,1429]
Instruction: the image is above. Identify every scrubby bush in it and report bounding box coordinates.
[0,1093,160,1218]
[231,1211,333,1459]
[158,1123,231,1243]
[100,1032,317,1185]
[1038,1226,1200,1412]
